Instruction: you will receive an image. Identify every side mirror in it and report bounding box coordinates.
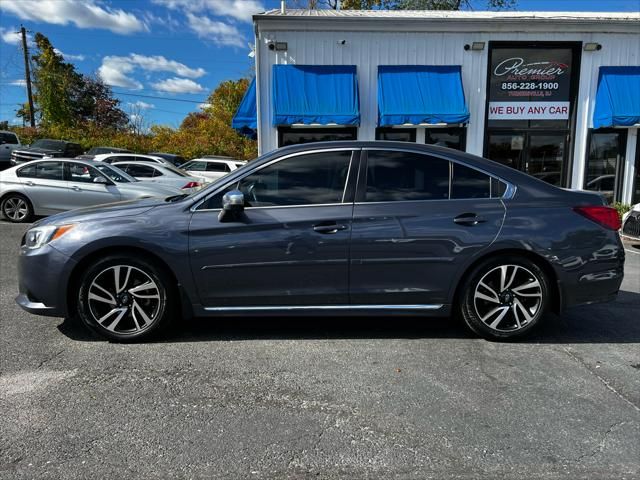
[93,176,108,184]
[218,190,244,222]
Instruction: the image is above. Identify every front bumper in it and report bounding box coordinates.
[16,243,76,317]
[622,211,640,241]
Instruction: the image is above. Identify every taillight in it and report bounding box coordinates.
[182,181,201,189]
[573,206,621,231]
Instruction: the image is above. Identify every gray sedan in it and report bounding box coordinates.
[0,158,182,223]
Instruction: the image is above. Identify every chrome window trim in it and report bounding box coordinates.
[190,147,358,213]
[362,146,516,200]
[204,304,444,312]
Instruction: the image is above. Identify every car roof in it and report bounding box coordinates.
[112,161,165,168]
[187,158,236,163]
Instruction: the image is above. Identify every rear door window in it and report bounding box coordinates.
[206,162,231,173]
[451,163,491,199]
[364,150,450,202]
[17,161,64,180]
[125,164,157,178]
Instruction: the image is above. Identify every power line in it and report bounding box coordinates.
[112,91,207,104]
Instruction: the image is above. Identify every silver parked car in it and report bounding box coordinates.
[112,161,207,193]
[0,159,182,223]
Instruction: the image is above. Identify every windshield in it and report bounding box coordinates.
[31,139,65,150]
[94,163,138,183]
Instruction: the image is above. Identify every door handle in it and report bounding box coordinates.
[72,185,81,191]
[453,213,486,226]
[25,181,34,186]
[313,222,348,234]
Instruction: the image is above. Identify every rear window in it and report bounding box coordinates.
[0,132,18,144]
[17,161,64,180]
[206,162,231,173]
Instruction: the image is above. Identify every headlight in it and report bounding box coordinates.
[24,224,75,249]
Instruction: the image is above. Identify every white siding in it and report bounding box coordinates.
[255,23,639,200]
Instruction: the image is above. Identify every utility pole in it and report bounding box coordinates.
[19,25,36,128]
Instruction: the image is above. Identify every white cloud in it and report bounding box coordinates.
[153,0,264,23]
[0,27,21,45]
[0,0,147,35]
[98,54,206,90]
[186,13,244,48]
[128,101,155,109]
[53,48,86,62]
[8,79,27,87]
[151,77,205,94]
[198,103,212,110]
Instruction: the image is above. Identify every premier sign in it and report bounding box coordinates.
[488,101,570,120]
[487,47,573,121]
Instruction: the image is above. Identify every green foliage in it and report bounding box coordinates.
[8,77,258,161]
[613,202,631,220]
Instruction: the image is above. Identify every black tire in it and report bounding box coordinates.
[1,193,33,223]
[77,255,176,342]
[459,255,550,340]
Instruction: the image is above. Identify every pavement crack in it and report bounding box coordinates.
[561,347,640,412]
[576,421,628,462]
[36,349,64,369]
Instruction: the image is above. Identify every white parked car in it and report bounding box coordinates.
[181,157,246,182]
[113,161,207,194]
[621,203,640,241]
[92,153,174,168]
[0,159,182,223]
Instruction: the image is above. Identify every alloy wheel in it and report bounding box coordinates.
[3,197,29,221]
[473,264,543,332]
[87,265,162,335]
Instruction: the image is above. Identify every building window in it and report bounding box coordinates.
[375,128,416,142]
[584,129,627,205]
[277,127,357,147]
[425,127,466,151]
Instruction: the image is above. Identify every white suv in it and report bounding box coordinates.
[181,157,246,182]
[92,153,174,167]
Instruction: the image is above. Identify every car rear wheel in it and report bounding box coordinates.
[460,256,550,340]
[77,255,175,342]
[1,194,33,223]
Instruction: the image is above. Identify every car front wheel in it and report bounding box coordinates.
[77,255,175,342]
[460,256,550,340]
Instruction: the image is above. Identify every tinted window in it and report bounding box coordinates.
[365,151,449,202]
[425,127,466,151]
[491,177,507,198]
[206,162,231,173]
[31,139,65,151]
[200,151,352,209]
[451,163,491,199]
[17,161,64,180]
[125,164,156,178]
[278,127,357,147]
[0,132,18,144]
[95,163,134,183]
[67,163,107,183]
[65,143,83,156]
[375,128,416,142]
[183,161,206,171]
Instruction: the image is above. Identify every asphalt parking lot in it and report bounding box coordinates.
[0,221,638,480]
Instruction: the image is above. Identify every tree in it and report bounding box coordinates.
[31,33,80,127]
[29,33,128,130]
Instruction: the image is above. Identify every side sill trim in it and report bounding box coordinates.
[203,304,444,312]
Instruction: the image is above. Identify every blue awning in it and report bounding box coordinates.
[378,65,470,126]
[272,65,360,126]
[232,77,257,135]
[593,66,640,128]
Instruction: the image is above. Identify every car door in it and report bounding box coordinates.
[349,149,506,307]
[16,161,69,214]
[189,149,357,307]
[65,162,122,207]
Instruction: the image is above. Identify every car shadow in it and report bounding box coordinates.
[58,289,640,344]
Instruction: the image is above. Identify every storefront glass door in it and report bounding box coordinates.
[487,132,567,186]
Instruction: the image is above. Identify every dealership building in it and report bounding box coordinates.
[232,9,640,204]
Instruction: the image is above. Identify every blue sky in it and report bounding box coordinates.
[1,0,638,128]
